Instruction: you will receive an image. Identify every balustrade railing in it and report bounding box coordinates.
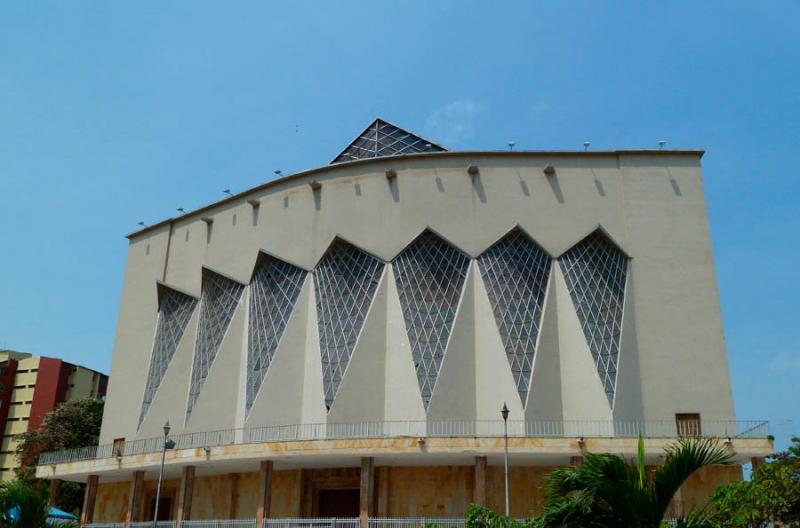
[128,522,176,528]
[38,419,770,466]
[368,518,466,528]
[264,519,359,528]
[182,520,257,528]
[80,517,700,528]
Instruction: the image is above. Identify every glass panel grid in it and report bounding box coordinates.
[559,230,628,405]
[393,231,470,409]
[139,288,197,426]
[314,240,385,409]
[332,119,445,164]
[478,229,551,406]
[246,256,306,414]
[186,270,245,418]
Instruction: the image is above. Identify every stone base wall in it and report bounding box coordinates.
[669,465,743,517]
[94,480,130,522]
[91,464,740,522]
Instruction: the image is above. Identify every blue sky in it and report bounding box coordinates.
[0,2,797,449]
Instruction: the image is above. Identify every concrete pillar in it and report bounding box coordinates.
[125,471,145,527]
[49,479,61,507]
[751,457,766,471]
[473,456,487,506]
[80,475,98,527]
[570,456,583,466]
[255,461,273,528]
[176,466,195,528]
[229,474,240,519]
[359,457,375,528]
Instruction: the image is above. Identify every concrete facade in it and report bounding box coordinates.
[103,150,736,442]
[37,127,768,521]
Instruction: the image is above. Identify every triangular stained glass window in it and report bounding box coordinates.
[393,231,470,410]
[314,239,385,409]
[246,255,306,415]
[186,270,245,419]
[477,229,551,407]
[331,118,446,164]
[559,230,628,406]
[139,287,197,427]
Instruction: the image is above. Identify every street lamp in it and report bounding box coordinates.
[501,402,510,517]
[153,421,176,528]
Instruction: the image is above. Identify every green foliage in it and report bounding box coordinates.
[466,437,731,528]
[465,504,538,528]
[536,436,732,528]
[15,399,104,467]
[13,398,104,515]
[705,436,800,527]
[0,481,49,528]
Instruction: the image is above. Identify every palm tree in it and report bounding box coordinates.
[536,436,733,528]
[0,481,50,528]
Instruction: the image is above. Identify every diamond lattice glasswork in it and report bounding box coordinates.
[559,230,628,405]
[477,229,552,406]
[314,240,385,409]
[139,287,197,426]
[186,270,245,418]
[393,231,470,409]
[331,118,446,164]
[246,255,306,414]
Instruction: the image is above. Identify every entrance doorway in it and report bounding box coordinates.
[317,489,360,518]
[147,496,173,521]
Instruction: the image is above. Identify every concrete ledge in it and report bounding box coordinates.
[36,436,773,483]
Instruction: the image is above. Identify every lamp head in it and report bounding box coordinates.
[163,420,171,437]
[501,402,510,421]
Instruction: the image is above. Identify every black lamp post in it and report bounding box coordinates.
[153,421,175,528]
[501,402,510,516]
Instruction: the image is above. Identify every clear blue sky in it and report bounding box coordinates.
[1,2,797,449]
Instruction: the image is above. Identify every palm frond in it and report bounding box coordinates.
[0,481,49,528]
[544,452,650,526]
[650,437,733,518]
[638,434,646,491]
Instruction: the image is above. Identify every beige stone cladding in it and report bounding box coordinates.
[89,464,741,521]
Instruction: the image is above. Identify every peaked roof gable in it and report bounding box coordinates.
[331,118,446,164]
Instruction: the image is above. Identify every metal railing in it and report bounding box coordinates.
[264,520,359,528]
[86,525,176,528]
[38,419,770,466]
[368,518,466,528]
[82,518,685,528]
[183,520,257,528]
